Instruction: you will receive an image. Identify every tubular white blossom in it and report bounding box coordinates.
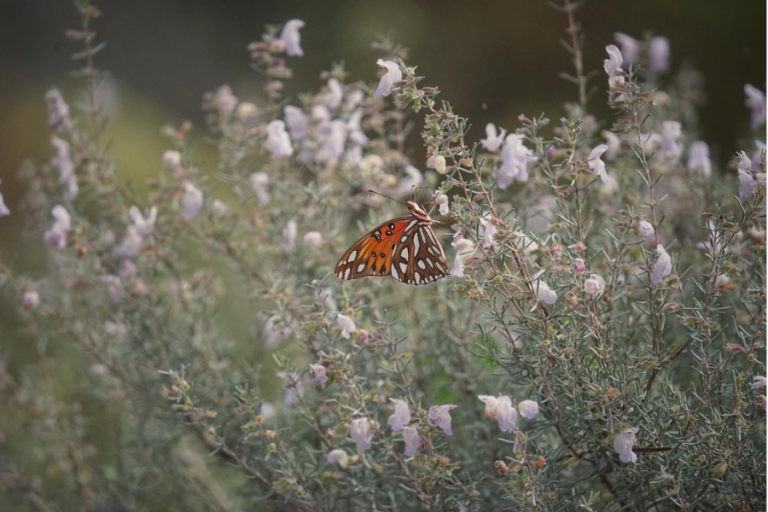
[613,427,639,463]
[44,205,72,248]
[498,134,536,188]
[587,145,610,184]
[265,120,294,157]
[337,314,357,339]
[280,19,305,57]
[23,290,40,309]
[402,426,421,456]
[45,88,71,132]
[214,85,238,114]
[451,237,475,278]
[325,78,344,109]
[433,191,450,216]
[660,121,682,161]
[495,396,518,432]
[387,399,410,431]
[181,183,204,220]
[284,106,309,141]
[374,59,402,98]
[350,418,372,450]
[604,44,624,75]
[481,123,507,153]
[427,405,456,436]
[687,141,712,178]
[533,270,557,305]
[517,400,539,420]
[750,375,766,390]
[129,206,157,238]
[651,244,672,284]
[265,316,293,347]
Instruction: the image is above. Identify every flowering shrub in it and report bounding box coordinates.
[0,2,765,511]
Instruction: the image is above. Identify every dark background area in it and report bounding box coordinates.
[0,0,765,241]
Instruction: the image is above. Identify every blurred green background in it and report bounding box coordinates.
[0,0,764,319]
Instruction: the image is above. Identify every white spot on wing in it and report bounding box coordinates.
[401,235,408,242]
[357,263,365,273]
[406,220,417,231]
[426,258,434,268]
[413,233,420,254]
[399,262,407,273]
[391,264,399,279]
[400,247,409,260]
[419,229,426,243]
[344,268,350,279]
[415,272,421,284]
[417,260,426,270]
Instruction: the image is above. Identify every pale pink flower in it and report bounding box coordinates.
[181,183,203,220]
[614,427,638,463]
[214,85,238,114]
[44,205,71,248]
[450,236,475,278]
[638,220,654,237]
[402,426,421,457]
[433,190,450,216]
[284,106,309,140]
[280,19,305,57]
[0,180,9,216]
[478,396,498,419]
[265,120,293,157]
[374,60,402,98]
[602,130,621,161]
[587,145,610,184]
[350,418,372,450]
[23,290,39,309]
[604,44,624,75]
[481,123,506,153]
[427,405,456,436]
[212,199,230,217]
[518,400,539,420]
[337,314,357,339]
[278,371,303,404]
[498,134,535,188]
[612,34,638,66]
[584,274,605,300]
[495,396,518,432]
[327,449,349,468]
[264,315,292,347]
[750,375,766,390]
[51,136,78,200]
[660,121,682,162]
[396,165,423,197]
[388,399,411,431]
[533,270,557,305]
[303,231,323,248]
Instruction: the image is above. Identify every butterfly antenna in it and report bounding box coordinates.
[368,190,407,206]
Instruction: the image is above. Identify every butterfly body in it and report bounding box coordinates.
[336,201,448,286]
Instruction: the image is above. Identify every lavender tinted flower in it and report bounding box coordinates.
[350,418,372,450]
[249,172,272,206]
[23,290,39,309]
[303,231,323,248]
[602,130,621,161]
[181,183,203,220]
[651,244,672,284]
[214,85,238,115]
[309,364,327,385]
[614,427,639,463]
[284,106,309,140]
[638,220,654,237]
[374,59,402,98]
[587,144,610,184]
[428,154,447,175]
[265,120,294,157]
[45,88,71,132]
[750,375,766,390]
[427,405,456,436]
[129,206,157,238]
[584,273,605,300]
[612,34,638,66]
[744,84,766,129]
[479,216,496,249]
[51,136,78,200]
[660,121,682,162]
[497,134,535,188]
[327,449,349,468]
[649,36,670,73]
[211,199,230,217]
[402,426,421,457]
[44,205,71,249]
[278,371,303,404]
[337,314,357,339]
[518,400,539,420]
[280,19,305,57]
[119,260,137,280]
[113,226,143,258]
[102,275,123,304]
[604,44,624,75]
[265,315,292,347]
[450,237,475,278]
[316,119,347,165]
[533,270,557,305]
[388,399,410,431]
[433,190,450,216]
[280,220,297,253]
[478,395,498,419]
[687,141,712,178]
[481,123,506,153]
[571,258,586,272]
[495,396,518,432]
[325,78,344,109]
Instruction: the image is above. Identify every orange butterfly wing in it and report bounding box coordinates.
[336,216,449,286]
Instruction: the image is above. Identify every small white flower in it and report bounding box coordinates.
[309,364,327,385]
[235,102,257,121]
[614,427,639,463]
[533,270,557,305]
[113,226,143,258]
[402,426,421,456]
[397,165,423,197]
[265,120,293,157]
[350,418,373,450]
[23,290,39,309]
[481,123,506,153]
[388,399,410,431]
[495,396,518,432]
[612,34,638,66]
[249,172,272,206]
[427,405,456,436]
[129,206,157,238]
[450,236,475,278]
[0,179,10,216]
[163,150,182,169]
[660,121,682,162]
[584,273,606,300]
[745,84,766,130]
[518,400,539,420]
[750,375,767,390]
[260,402,277,419]
[427,154,448,175]
[649,36,670,73]
[264,315,292,347]
[303,231,323,248]
[319,288,338,312]
[602,130,621,161]
[280,19,305,57]
[604,44,624,76]
[316,119,347,165]
[687,141,712,178]
[498,134,536,188]
[325,78,344,109]
[327,449,349,468]
[214,85,238,114]
[181,183,203,220]
[280,220,297,253]
[337,314,357,339]
[478,395,498,419]
[211,199,229,217]
[651,244,672,284]
[587,145,610,184]
[479,216,496,250]
[638,220,654,237]
[433,191,450,216]
[374,59,402,98]
[44,205,72,248]
[51,136,77,201]
[284,106,309,141]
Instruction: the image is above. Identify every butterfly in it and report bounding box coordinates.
[335,200,449,286]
